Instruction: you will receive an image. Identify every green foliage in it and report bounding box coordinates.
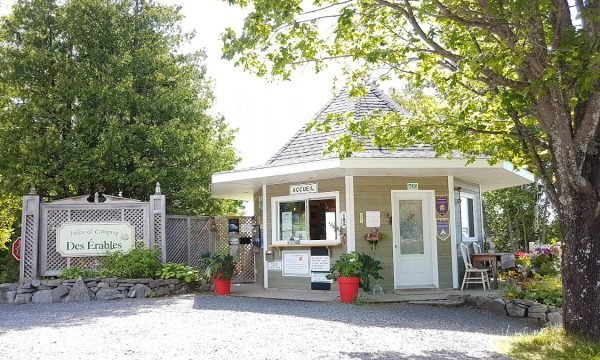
[327,252,363,279]
[0,249,19,283]
[60,267,98,280]
[357,252,383,292]
[156,263,199,284]
[0,194,20,251]
[519,277,563,307]
[0,0,240,215]
[100,245,162,279]
[199,252,238,281]
[327,252,384,291]
[502,327,600,360]
[483,185,560,252]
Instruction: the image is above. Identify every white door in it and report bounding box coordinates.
[392,191,436,288]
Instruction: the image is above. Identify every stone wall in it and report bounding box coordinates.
[465,293,562,327]
[0,277,192,305]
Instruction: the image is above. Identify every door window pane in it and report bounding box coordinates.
[461,196,476,239]
[279,201,306,241]
[399,200,424,255]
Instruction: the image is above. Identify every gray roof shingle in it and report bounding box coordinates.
[266,85,439,166]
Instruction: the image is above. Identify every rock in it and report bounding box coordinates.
[506,302,527,317]
[0,283,18,291]
[14,293,32,304]
[31,279,41,287]
[172,286,188,295]
[41,279,62,287]
[36,285,54,290]
[83,277,100,282]
[117,283,134,288]
[528,311,547,322]
[95,288,125,301]
[124,279,150,284]
[512,299,537,306]
[97,282,110,288]
[547,306,562,313]
[149,279,167,288]
[165,279,180,285]
[101,277,118,283]
[32,290,53,303]
[89,287,99,293]
[548,312,562,326]
[151,285,170,297]
[65,277,93,302]
[19,283,32,289]
[528,305,548,314]
[16,288,35,294]
[52,285,70,303]
[128,284,151,298]
[86,281,98,288]
[479,298,507,315]
[2,290,16,304]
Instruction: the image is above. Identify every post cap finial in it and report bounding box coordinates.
[28,185,37,195]
[155,182,161,195]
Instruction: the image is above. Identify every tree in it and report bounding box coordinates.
[220,0,600,338]
[483,184,560,252]
[0,0,240,215]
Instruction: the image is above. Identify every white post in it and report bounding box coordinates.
[20,194,41,281]
[150,182,167,263]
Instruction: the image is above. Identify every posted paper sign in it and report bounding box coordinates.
[311,272,332,283]
[267,261,282,271]
[282,250,310,276]
[56,222,134,257]
[365,211,381,228]
[310,256,331,272]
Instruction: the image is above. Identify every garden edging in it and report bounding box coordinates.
[463,293,562,327]
[0,277,194,304]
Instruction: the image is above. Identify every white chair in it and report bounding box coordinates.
[460,243,490,291]
[472,242,482,254]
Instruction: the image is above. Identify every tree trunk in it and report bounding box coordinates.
[559,190,600,339]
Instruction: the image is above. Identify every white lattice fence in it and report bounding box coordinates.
[213,216,256,283]
[165,216,212,267]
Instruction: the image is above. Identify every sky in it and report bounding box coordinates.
[0,0,340,168]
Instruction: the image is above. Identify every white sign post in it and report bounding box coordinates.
[56,222,135,257]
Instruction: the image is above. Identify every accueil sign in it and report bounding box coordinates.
[56,222,135,257]
[290,183,318,195]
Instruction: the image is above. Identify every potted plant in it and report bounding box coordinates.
[200,252,237,295]
[327,252,363,303]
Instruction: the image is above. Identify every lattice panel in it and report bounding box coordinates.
[165,217,188,264]
[235,244,256,283]
[124,209,146,242]
[214,217,230,254]
[70,209,121,222]
[189,218,210,267]
[23,215,35,278]
[46,210,69,271]
[154,213,163,249]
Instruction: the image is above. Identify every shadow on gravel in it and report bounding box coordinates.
[341,350,509,360]
[0,295,190,334]
[193,294,536,336]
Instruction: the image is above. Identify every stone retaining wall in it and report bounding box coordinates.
[464,294,562,327]
[0,277,192,304]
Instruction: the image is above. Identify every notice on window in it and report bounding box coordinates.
[282,250,310,276]
[281,212,292,231]
[366,211,381,228]
[310,256,330,272]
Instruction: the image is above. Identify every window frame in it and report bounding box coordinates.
[459,193,478,242]
[271,191,341,246]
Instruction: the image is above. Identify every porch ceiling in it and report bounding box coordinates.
[211,158,534,201]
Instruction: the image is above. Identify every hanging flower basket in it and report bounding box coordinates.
[365,228,386,252]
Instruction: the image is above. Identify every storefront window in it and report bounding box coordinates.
[274,193,339,243]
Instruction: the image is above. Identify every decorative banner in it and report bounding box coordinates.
[436,195,449,217]
[436,218,450,241]
[56,222,134,257]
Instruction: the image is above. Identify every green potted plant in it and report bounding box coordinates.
[357,253,383,292]
[200,252,238,295]
[327,252,363,303]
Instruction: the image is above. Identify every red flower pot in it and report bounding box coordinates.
[213,273,231,296]
[337,276,360,303]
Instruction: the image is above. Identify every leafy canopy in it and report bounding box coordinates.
[0,0,240,215]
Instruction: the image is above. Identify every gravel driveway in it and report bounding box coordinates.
[0,294,533,359]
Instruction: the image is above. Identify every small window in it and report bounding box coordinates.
[460,195,476,240]
[274,193,339,243]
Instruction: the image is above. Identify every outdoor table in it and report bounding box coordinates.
[471,252,514,289]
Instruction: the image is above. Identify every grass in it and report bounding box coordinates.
[500,327,600,360]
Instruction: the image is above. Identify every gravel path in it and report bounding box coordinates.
[0,294,534,359]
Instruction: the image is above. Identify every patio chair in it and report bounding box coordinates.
[460,243,491,291]
[472,242,482,254]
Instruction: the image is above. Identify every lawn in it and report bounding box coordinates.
[500,327,600,360]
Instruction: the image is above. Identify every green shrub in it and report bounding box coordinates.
[519,276,563,306]
[0,249,19,283]
[100,245,162,279]
[357,253,383,291]
[60,267,97,280]
[199,252,237,281]
[327,252,363,279]
[156,263,198,283]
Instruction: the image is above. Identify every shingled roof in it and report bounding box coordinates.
[266,85,438,166]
